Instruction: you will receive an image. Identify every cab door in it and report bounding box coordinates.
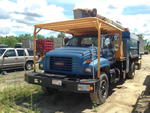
[2,49,18,68]
[101,36,115,65]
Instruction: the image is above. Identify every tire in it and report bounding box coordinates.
[42,87,58,95]
[25,61,33,70]
[127,62,135,79]
[137,63,141,70]
[90,72,109,105]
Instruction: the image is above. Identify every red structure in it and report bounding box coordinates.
[36,40,53,56]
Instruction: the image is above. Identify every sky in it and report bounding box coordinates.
[0,0,150,40]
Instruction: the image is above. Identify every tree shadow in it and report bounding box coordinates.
[0,68,25,75]
[13,78,126,113]
[13,90,93,113]
[37,80,127,113]
[37,92,94,113]
[132,75,150,113]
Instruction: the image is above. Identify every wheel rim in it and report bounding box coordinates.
[26,63,32,70]
[99,79,108,98]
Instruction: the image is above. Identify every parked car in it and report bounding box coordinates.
[0,48,35,71]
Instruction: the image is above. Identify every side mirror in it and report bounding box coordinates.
[3,54,8,58]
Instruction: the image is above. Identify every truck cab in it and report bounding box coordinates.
[42,36,113,76]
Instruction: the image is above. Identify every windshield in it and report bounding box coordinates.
[0,49,5,56]
[66,36,98,47]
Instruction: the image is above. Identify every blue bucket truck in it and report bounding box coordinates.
[25,17,141,105]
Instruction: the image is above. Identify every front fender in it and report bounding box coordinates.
[88,58,110,72]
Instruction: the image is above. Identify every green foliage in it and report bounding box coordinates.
[5,36,18,47]
[144,40,150,52]
[47,35,55,40]
[0,37,5,44]
[0,33,55,47]
[37,34,45,40]
[17,34,32,42]
[57,32,65,38]
[0,84,42,113]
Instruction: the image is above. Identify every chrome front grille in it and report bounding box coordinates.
[50,56,72,72]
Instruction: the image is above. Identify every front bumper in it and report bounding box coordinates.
[25,72,99,93]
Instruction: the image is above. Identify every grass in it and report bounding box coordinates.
[0,70,43,113]
[0,84,42,113]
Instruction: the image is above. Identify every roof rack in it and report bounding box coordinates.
[34,17,124,36]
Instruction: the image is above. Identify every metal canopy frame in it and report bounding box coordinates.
[33,17,124,78]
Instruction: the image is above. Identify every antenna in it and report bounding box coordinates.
[92,44,95,79]
[92,44,95,91]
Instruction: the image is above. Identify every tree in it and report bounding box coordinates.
[47,35,54,40]
[5,36,18,47]
[37,34,45,40]
[0,33,55,47]
[17,34,32,42]
[0,37,5,44]
[57,32,65,38]
[144,40,150,52]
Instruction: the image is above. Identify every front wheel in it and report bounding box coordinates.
[90,72,109,105]
[25,62,33,70]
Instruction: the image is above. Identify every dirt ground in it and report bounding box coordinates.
[0,54,150,113]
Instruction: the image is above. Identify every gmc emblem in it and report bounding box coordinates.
[54,62,64,66]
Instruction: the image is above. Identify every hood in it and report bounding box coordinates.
[43,46,110,75]
[46,46,97,58]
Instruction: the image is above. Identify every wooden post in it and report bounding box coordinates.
[97,20,101,78]
[115,31,123,60]
[119,31,123,60]
[33,27,37,72]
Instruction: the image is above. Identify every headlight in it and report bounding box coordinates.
[39,63,43,70]
[85,67,92,73]
[85,59,91,64]
[78,84,93,91]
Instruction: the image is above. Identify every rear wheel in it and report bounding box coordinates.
[127,62,135,79]
[137,63,141,70]
[137,61,141,70]
[90,72,109,105]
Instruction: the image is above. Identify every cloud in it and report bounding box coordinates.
[123,5,150,15]
[0,9,10,19]
[0,0,150,39]
[0,0,68,36]
[74,0,150,39]
[15,19,35,26]
[14,11,42,17]
[108,5,117,10]
[0,27,11,35]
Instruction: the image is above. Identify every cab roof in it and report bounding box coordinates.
[34,17,124,36]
